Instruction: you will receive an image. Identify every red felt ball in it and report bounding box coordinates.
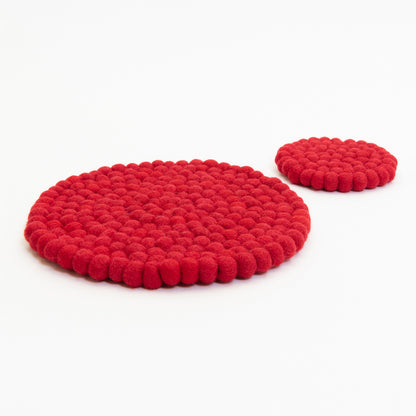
[311,171,325,190]
[108,257,129,283]
[235,252,257,279]
[72,249,94,275]
[143,262,162,290]
[251,248,272,273]
[43,238,66,262]
[36,232,57,258]
[180,257,199,285]
[123,261,144,288]
[88,254,110,281]
[24,160,311,289]
[275,137,397,192]
[199,256,218,284]
[57,244,78,270]
[217,256,238,282]
[265,243,285,267]
[159,259,181,286]
[338,172,354,193]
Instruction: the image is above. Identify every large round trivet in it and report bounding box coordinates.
[275,137,397,192]
[25,160,311,289]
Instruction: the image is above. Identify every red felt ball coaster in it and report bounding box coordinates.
[275,137,398,192]
[25,160,311,289]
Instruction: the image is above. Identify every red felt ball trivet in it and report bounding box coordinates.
[275,137,397,192]
[25,160,311,289]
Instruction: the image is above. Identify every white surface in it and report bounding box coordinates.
[1,1,416,415]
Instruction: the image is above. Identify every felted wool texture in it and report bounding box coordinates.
[25,160,311,289]
[275,137,398,192]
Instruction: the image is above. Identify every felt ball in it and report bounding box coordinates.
[366,169,380,189]
[180,257,199,285]
[199,256,218,284]
[338,172,354,193]
[323,171,338,192]
[376,166,390,186]
[311,171,325,190]
[73,249,94,275]
[287,229,305,251]
[24,220,46,242]
[44,238,67,262]
[108,257,129,283]
[277,235,297,259]
[251,248,272,273]
[235,252,257,279]
[143,262,162,289]
[123,261,144,288]
[57,244,78,270]
[159,259,181,286]
[353,172,368,191]
[28,229,48,251]
[88,254,110,281]
[217,256,238,283]
[265,243,285,267]
[36,232,57,257]
[299,169,315,187]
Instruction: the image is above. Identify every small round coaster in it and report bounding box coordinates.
[275,137,397,192]
[25,160,311,289]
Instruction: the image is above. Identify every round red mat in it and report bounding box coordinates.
[25,160,311,289]
[275,137,397,192]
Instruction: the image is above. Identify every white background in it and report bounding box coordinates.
[1,1,415,415]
